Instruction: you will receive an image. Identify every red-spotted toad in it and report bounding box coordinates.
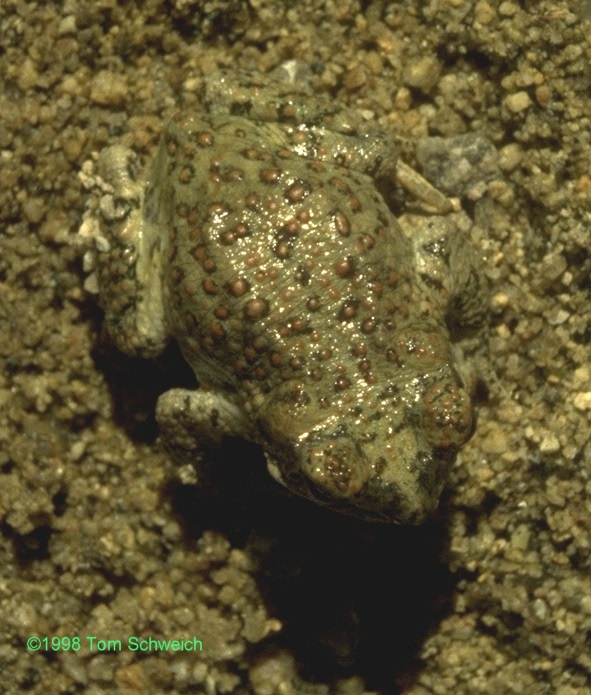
[82,70,488,523]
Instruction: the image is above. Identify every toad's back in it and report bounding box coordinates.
[148,112,430,405]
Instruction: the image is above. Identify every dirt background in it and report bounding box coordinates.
[1,1,591,693]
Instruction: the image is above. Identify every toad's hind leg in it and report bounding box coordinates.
[399,212,489,333]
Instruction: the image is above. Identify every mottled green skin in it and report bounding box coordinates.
[93,71,487,523]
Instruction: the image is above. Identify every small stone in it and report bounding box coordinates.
[572,366,590,389]
[17,58,38,91]
[539,434,560,453]
[535,84,552,107]
[499,1,518,16]
[498,143,523,172]
[540,253,567,282]
[22,197,46,224]
[249,649,296,695]
[504,91,532,113]
[403,56,442,93]
[481,424,508,455]
[491,292,510,310]
[573,392,591,410]
[474,1,496,24]
[90,70,128,107]
[57,15,77,35]
[343,65,367,92]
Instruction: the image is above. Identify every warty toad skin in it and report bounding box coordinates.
[83,70,488,524]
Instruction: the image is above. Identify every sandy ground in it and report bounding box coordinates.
[1,1,591,693]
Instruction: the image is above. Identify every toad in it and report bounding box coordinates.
[81,69,488,523]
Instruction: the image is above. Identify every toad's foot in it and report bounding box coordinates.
[156,388,252,454]
[396,160,457,215]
